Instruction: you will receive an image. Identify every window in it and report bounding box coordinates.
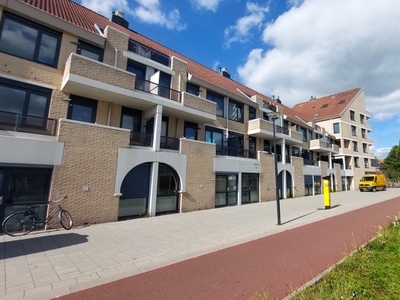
[263,140,271,152]
[0,77,51,126]
[351,125,357,136]
[67,95,97,123]
[248,107,256,120]
[333,122,340,134]
[361,128,366,138]
[0,12,61,67]
[120,107,142,132]
[184,121,198,140]
[354,157,359,168]
[206,91,224,117]
[353,141,358,152]
[186,82,200,96]
[77,40,104,61]
[248,137,256,158]
[205,126,224,154]
[360,114,365,124]
[228,99,244,123]
[292,146,300,157]
[127,60,146,79]
[350,110,355,121]
[159,72,171,98]
[363,143,368,153]
[297,126,307,142]
[364,158,369,168]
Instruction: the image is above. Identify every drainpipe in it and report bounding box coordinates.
[114,48,118,67]
[107,102,112,126]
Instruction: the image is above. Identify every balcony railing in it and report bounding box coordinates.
[135,78,181,102]
[128,40,170,67]
[129,132,179,150]
[0,111,58,136]
[130,131,153,147]
[160,136,179,150]
[276,125,289,135]
[216,146,257,159]
[304,159,317,166]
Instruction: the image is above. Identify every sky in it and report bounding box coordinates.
[77,0,400,159]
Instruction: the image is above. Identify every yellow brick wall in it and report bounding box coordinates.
[258,151,276,202]
[103,26,129,69]
[48,120,130,228]
[292,157,305,197]
[180,139,215,211]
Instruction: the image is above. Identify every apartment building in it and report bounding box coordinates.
[0,0,373,228]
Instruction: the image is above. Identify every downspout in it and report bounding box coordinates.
[114,48,118,67]
[107,102,112,126]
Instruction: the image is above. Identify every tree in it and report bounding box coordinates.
[383,145,400,181]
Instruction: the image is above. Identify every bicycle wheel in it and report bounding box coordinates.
[59,209,73,230]
[2,212,36,237]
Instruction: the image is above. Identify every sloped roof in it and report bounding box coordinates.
[292,87,362,122]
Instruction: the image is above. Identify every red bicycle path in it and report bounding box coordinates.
[55,196,400,300]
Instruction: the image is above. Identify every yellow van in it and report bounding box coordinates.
[359,174,387,192]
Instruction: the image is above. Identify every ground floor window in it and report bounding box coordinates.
[314,175,322,195]
[304,175,313,196]
[215,174,237,207]
[242,173,259,204]
[0,167,51,224]
[156,164,179,215]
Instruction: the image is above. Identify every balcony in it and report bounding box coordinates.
[0,111,58,136]
[248,119,302,145]
[216,145,257,159]
[310,139,340,153]
[62,54,216,124]
[303,159,318,166]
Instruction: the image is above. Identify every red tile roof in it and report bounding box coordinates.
[292,87,362,122]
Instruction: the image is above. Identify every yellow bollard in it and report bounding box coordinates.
[323,176,331,209]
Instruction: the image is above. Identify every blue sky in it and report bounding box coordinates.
[78,0,400,159]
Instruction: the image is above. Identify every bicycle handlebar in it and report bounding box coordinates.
[48,195,68,203]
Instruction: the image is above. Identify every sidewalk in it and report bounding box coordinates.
[1,189,400,300]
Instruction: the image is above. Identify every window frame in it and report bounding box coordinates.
[77,40,104,62]
[351,125,357,136]
[184,121,198,140]
[333,122,340,134]
[186,82,200,96]
[0,12,61,68]
[248,107,256,120]
[67,95,98,123]
[350,110,355,121]
[228,99,244,123]
[206,90,224,117]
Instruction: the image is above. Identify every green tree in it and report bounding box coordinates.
[383,145,400,181]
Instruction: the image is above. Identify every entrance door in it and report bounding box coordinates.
[0,169,5,223]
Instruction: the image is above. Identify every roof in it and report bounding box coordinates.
[292,87,362,122]
[19,0,279,106]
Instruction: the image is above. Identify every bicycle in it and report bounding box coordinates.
[1,195,73,237]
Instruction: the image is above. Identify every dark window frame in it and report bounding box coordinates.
[0,12,61,68]
[127,59,146,79]
[67,95,97,123]
[77,40,104,62]
[228,99,244,123]
[350,110,355,121]
[184,121,198,140]
[206,90,224,117]
[186,82,200,96]
[248,107,256,120]
[333,122,340,134]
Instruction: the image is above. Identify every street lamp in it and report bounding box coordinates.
[271,115,281,225]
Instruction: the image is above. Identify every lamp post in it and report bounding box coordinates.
[272,116,281,225]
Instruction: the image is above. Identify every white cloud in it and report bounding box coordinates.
[80,0,186,30]
[191,0,224,12]
[224,2,269,48]
[370,146,392,159]
[237,0,400,126]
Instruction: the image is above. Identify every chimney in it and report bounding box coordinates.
[111,10,129,28]
[219,67,230,79]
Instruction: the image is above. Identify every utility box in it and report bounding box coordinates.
[323,176,331,209]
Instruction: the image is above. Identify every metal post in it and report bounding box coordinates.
[272,116,281,225]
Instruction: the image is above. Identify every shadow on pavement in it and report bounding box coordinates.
[281,210,319,225]
[0,232,88,259]
[317,204,341,210]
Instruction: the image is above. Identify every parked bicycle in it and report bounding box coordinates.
[1,195,73,237]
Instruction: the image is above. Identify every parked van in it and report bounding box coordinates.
[359,174,387,192]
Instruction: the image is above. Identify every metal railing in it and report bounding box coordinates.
[216,146,257,159]
[303,159,317,166]
[276,125,289,135]
[160,136,179,150]
[128,40,170,67]
[0,110,58,136]
[135,78,181,102]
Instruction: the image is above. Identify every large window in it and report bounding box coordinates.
[249,107,256,120]
[0,77,51,126]
[0,12,61,67]
[228,99,244,123]
[120,107,142,132]
[333,122,340,134]
[67,95,97,123]
[184,121,198,140]
[354,157,359,168]
[205,126,224,154]
[361,128,366,138]
[159,72,172,98]
[77,40,104,62]
[363,143,368,153]
[186,82,200,96]
[360,114,365,124]
[364,158,369,168]
[127,60,146,79]
[206,91,224,117]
